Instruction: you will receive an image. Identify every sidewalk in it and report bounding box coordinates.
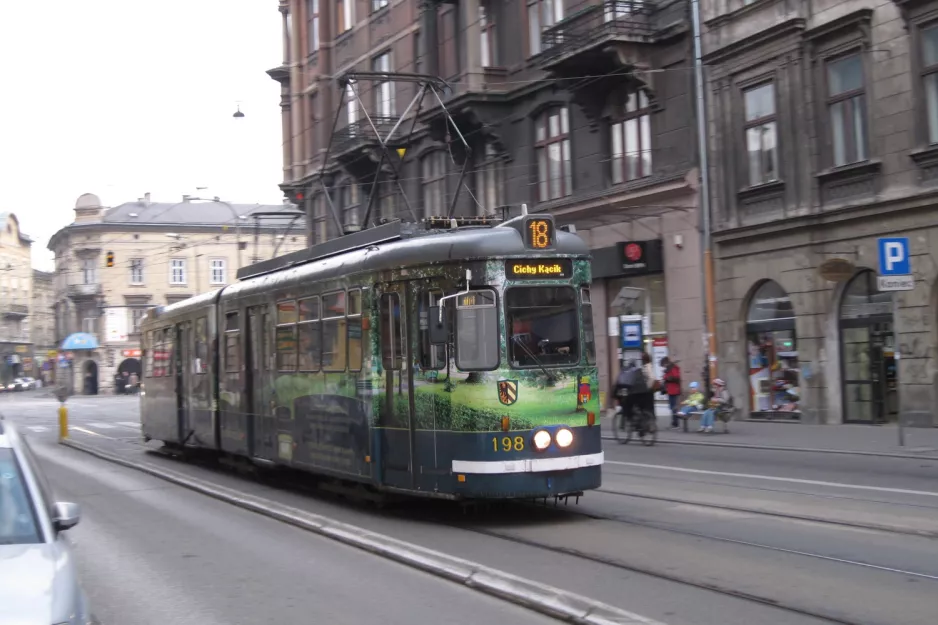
[643,403,938,458]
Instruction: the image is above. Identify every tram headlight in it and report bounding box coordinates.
[532,429,552,451]
[555,428,574,448]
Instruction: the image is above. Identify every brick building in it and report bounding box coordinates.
[270,0,708,397]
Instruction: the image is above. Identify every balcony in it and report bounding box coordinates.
[1,302,28,318]
[66,283,103,299]
[538,1,656,76]
[331,117,401,162]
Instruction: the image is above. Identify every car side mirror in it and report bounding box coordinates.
[428,306,449,344]
[53,501,81,532]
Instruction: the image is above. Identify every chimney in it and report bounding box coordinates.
[182,194,191,202]
[144,192,151,205]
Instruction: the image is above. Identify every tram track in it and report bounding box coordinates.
[141,446,935,625]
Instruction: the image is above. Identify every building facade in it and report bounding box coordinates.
[271,0,707,397]
[47,193,307,395]
[30,270,56,383]
[702,0,938,426]
[0,212,34,383]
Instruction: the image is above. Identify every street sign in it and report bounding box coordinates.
[877,237,914,291]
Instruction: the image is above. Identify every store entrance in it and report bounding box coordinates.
[745,281,801,419]
[839,270,898,424]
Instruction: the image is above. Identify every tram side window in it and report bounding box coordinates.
[276,300,298,371]
[195,317,209,374]
[381,293,404,370]
[297,296,321,372]
[322,291,347,371]
[347,289,363,372]
[420,289,446,370]
[162,328,175,377]
[145,331,154,377]
[581,287,596,365]
[262,312,272,371]
[455,290,499,371]
[225,312,240,373]
[506,287,578,367]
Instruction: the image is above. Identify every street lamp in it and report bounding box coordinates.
[233,105,245,119]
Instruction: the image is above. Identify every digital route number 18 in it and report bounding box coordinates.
[527,219,553,249]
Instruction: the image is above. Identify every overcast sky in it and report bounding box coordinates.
[0,1,285,270]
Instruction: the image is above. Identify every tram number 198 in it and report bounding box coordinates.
[493,436,525,452]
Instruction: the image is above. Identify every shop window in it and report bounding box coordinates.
[839,270,896,424]
[745,281,799,418]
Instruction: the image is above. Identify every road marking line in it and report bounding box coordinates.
[605,460,938,498]
[26,426,48,433]
[70,426,114,439]
[116,421,140,428]
[89,422,116,429]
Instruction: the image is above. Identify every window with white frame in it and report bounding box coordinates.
[210,259,227,285]
[170,258,187,285]
[308,0,320,52]
[480,5,496,67]
[827,54,867,167]
[82,258,97,284]
[82,317,96,335]
[131,307,149,333]
[535,107,573,201]
[373,52,394,117]
[475,143,503,213]
[743,82,778,186]
[130,258,144,284]
[337,0,354,34]
[610,90,653,184]
[527,0,563,56]
[921,24,938,144]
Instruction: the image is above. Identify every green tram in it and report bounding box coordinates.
[139,212,603,500]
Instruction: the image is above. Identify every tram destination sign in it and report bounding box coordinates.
[506,259,573,280]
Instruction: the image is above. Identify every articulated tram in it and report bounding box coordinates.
[139,211,603,500]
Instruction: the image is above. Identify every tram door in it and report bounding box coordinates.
[174,321,192,443]
[244,307,263,457]
[379,284,416,488]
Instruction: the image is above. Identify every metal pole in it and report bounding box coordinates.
[691,0,716,395]
[894,294,904,446]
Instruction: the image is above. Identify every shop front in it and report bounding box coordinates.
[745,280,801,419]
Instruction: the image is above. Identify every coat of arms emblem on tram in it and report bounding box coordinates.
[498,379,519,406]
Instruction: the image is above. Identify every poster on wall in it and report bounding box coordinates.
[652,337,669,381]
[105,307,129,343]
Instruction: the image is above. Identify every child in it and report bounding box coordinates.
[676,381,705,422]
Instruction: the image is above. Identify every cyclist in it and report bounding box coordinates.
[614,353,659,434]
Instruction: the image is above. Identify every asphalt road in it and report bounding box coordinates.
[25,434,564,625]
[6,392,938,625]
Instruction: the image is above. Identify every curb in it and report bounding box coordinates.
[601,435,938,461]
[60,438,669,625]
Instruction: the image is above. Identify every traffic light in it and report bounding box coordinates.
[106,251,115,268]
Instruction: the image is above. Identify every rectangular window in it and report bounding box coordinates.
[922,25,938,145]
[308,0,320,52]
[476,143,503,214]
[297,296,321,371]
[527,0,562,56]
[347,289,363,372]
[145,330,154,377]
[195,316,208,374]
[373,52,394,117]
[170,258,186,285]
[276,301,297,371]
[611,91,653,184]
[225,312,240,373]
[381,293,404,370]
[131,307,148,333]
[210,259,226,285]
[82,317,96,334]
[82,259,97,285]
[422,152,447,218]
[535,107,573,201]
[581,287,596,365]
[130,258,144,284]
[480,5,496,67]
[743,82,778,186]
[827,54,867,167]
[337,0,354,34]
[506,287,578,367]
[372,0,388,11]
[455,290,499,370]
[262,312,271,371]
[322,291,347,371]
[420,289,446,369]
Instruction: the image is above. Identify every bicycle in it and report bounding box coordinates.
[612,404,657,446]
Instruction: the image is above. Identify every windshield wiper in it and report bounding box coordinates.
[511,336,556,383]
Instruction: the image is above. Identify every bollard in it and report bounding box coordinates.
[55,386,69,441]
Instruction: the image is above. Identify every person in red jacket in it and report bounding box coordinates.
[661,357,682,429]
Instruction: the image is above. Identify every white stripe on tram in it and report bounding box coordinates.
[452,452,604,475]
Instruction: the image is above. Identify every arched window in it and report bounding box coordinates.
[337,179,360,231]
[610,89,652,184]
[839,269,897,424]
[421,151,448,218]
[745,280,800,418]
[535,106,572,202]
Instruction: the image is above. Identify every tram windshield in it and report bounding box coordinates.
[506,287,579,367]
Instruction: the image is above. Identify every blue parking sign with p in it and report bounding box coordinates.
[878,237,910,276]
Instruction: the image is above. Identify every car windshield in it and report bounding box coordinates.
[506,287,579,367]
[0,448,42,544]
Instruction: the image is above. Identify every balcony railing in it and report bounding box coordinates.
[0,302,28,316]
[540,1,655,61]
[332,117,400,154]
[66,283,103,298]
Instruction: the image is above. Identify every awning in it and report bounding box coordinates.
[61,333,99,350]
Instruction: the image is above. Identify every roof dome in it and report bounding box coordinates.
[75,193,102,209]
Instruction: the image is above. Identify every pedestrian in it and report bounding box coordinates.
[661,357,683,430]
[700,378,732,433]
